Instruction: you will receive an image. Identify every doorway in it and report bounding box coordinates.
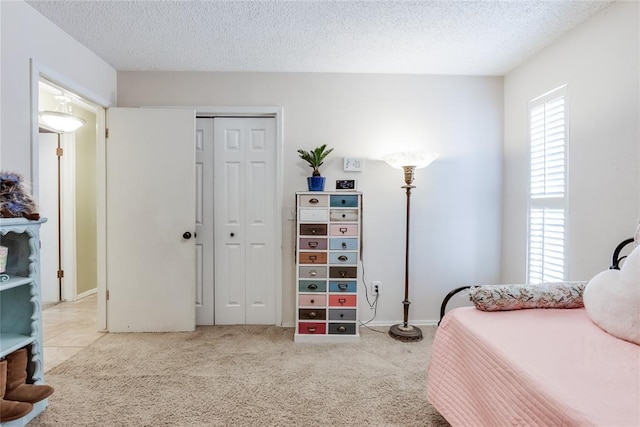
[195,115,281,325]
[37,79,99,306]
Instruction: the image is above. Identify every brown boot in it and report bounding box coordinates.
[4,349,54,404]
[0,360,33,422]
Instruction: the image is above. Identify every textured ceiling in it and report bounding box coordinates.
[26,0,614,75]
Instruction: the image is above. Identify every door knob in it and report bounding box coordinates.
[183,232,192,239]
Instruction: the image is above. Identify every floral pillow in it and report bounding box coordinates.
[469,282,587,312]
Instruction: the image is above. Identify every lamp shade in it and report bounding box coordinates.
[39,95,86,133]
[382,151,438,169]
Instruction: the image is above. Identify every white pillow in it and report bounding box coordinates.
[583,245,640,345]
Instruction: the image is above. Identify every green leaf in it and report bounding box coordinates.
[297,145,333,175]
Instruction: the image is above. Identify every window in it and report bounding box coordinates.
[527,86,567,283]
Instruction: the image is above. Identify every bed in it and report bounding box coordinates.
[427,238,640,426]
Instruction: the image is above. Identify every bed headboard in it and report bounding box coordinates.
[610,238,634,270]
[438,236,635,326]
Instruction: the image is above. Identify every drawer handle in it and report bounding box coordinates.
[339,270,347,278]
[310,228,317,235]
[308,241,318,248]
[307,283,318,290]
[338,298,347,305]
[341,199,346,205]
[309,270,317,277]
[337,325,347,332]
[337,255,348,262]
[310,299,315,304]
[339,227,347,234]
[337,283,348,291]
[308,327,317,333]
[342,214,346,218]
[308,311,317,319]
[309,198,319,204]
[341,242,347,249]
[340,313,344,318]
[309,255,317,262]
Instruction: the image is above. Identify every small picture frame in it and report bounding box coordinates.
[335,179,357,191]
[343,157,363,172]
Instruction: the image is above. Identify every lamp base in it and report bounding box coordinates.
[388,324,423,342]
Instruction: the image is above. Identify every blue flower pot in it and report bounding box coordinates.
[307,176,326,191]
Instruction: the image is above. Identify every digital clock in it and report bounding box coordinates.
[335,179,357,191]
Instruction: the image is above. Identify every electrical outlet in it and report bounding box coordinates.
[372,281,381,295]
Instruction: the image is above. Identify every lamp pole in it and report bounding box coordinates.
[389,165,423,342]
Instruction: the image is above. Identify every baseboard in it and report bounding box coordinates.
[77,287,97,300]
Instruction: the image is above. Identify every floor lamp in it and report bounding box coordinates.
[383,151,438,342]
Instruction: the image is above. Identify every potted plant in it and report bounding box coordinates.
[297,144,334,191]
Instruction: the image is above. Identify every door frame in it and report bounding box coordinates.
[30,59,111,330]
[179,106,284,326]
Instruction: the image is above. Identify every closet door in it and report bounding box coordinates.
[106,108,196,332]
[214,117,276,325]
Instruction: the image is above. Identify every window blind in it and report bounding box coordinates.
[530,96,565,199]
[528,87,567,284]
[528,208,565,283]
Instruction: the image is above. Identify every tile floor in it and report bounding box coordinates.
[42,293,104,372]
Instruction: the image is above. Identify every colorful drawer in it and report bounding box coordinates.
[329,309,356,321]
[329,266,357,278]
[300,224,327,236]
[299,280,327,292]
[299,252,328,264]
[329,224,358,236]
[299,294,327,306]
[299,209,329,222]
[298,322,327,334]
[299,194,328,207]
[329,294,357,307]
[329,252,357,265]
[300,238,327,250]
[299,266,327,278]
[329,238,357,250]
[329,209,359,222]
[330,195,358,207]
[328,323,357,335]
[328,281,357,293]
[299,309,326,320]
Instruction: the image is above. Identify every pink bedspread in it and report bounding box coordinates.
[427,307,640,426]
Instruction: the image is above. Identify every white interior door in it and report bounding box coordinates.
[214,117,276,325]
[195,118,215,325]
[38,132,59,303]
[106,108,196,332]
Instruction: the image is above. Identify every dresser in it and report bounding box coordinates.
[295,192,361,343]
[0,218,49,426]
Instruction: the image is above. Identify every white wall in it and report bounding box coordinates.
[118,72,504,325]
[502,1,639,283]
[0,1,116,181]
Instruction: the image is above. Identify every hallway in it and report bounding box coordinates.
[42,293,103,372]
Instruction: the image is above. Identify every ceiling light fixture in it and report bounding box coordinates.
[39,95,86,133]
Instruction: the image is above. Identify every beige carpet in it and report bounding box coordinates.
[31,325,450,426]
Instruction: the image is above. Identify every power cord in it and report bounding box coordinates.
[358,258,386,333]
